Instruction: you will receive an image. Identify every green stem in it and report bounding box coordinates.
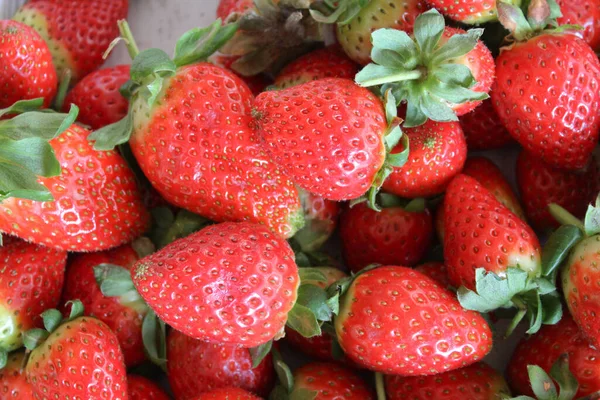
[548,204,585,233]
[359,70,423,87]
[53,69,72,111]
[375,372,387,400]
[117,20,140,59]
[505,296,527,338]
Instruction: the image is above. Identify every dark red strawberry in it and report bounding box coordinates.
[415,262,450,287]
[192,387,261,400]
[291,362,374,399]
[557,0,600,50]
[128,375,170,400]
[458,99,515,151]
[0,351,34,398]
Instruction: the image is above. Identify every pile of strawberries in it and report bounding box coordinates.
[2,0,600,399]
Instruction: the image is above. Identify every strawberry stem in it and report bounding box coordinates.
[375,372,386,400]
[117,19,140,59]
[548,204,585,233]
[53,69,72,111]
[358,69,423,88]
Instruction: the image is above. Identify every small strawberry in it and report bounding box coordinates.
[292,189,341,253]
[0,351,34,399]
[0,20,57,108]
[0,239,66,363]
[285,362,374,399]
[557,0,600,51]
[415,261,450,287]
[128,375,170,400]
[13,0,129,82]
[426,0,520,24]
[167,329,275,399]
[334,266,493,375]
[192,387,261,400]
[458,98,515,151]
[339,196,433,273]
[62,65,131,130]
[385,362,511,400]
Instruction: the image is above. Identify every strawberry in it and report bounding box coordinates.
[217,0,254,19]
[292,190,341,252]
[458,98,515,151]
[334,266,493,375]
[289,362,373,399]
[426,0,520,24]
[24,301,129,399]
[13,0,129,82]
[385,362,510,399]
[517,150,598,232]
[339,196,433,273]
[0,239,66,363]
[557,0,600,50]
[274,45,359,89]
[492,1,600,170]
[0,20,56,108]
[381,120,467,198]
[192,388,261,400]
[508,315,600,398]
[167,329,275,399]
[128,375,170,400]
[0,351,34,399]
[62,65,130,130]
[415,261,450,287]
[211,54,272,96]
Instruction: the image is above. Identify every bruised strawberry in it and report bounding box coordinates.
[128,375,170,400]
[458,99,515,151]
[0,351,34,398]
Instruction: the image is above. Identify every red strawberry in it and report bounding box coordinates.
[167,329,275,399]
[385,362,510,399]
[212,54,272,96]
[13,0,129,82]
[557,0,600,50]
[0,20,56,108]
[458,98,515,151]
[335,266,493,375]
[0,239,66,360]
[381,120,467,198]
[63,65,130,129]
[274,45,359,89]
[292,190,340,252]
[339,198,433,273]
[0,351,34,398]
[128,375,170,400]
[217,0,254,19]
[517,150,598,231]
[426,0,520,24]
[191,387,261,400]
[0,124,149,251]
[291,362,374,399]
[507,315,600,398]
[133,222,299,347]
[415,261,450,287]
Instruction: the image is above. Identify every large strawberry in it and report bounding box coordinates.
[334,266,493,375]
[557,0,600,50]
[0,20,56,108]
[0,238,66,364]
[13,0,129,82]
[292,189,340,253]
[426,0,521,24]
[128,375,170,400]
[0,351,34,398]
[458,98,515,150]
[492,1,600,170]
[89,21,303,238]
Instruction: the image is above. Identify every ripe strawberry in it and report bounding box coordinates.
[0,351,34,399]
[167,329,275,399]
[0,20,56,108]
[335,266,493,375]
[381,120,467,198]
[62,65,130,130]
[458,98,515,150]
[508,316,600,398]
[211,54,272,96]
[274,45,359,89]
[557,0,600,50]
[128,375,170,400]
[292,190,340,252]
[13,0,129,82]
[415,261,450,287]
[492,2,600,170]
[0,124,149,251]
[191,387,261,400]
[426,0,520,24]
[217,0,254,19]
[339,198,433,273]
[0,239,66,361]
[291,362,374,399]
[385,362,510,399]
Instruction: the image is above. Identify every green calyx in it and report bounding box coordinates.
[22,300,84,352]
[269,348,319,400]
[148,208,213,250]
[309,0,370,25]
[497,0,575,42]
[355,9,488,128]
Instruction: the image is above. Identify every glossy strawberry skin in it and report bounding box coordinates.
[557,0,600,50]
[459,99,515,150]
[507,316,600,398]
[129,62,302,238]
[26,316,129,400]
[340,203,433,273]
[128,375,170,400]
[0,351,34,399]
[63,65,130,129]
[255,78,387,201]
[443,175,542,290]
[0,20,56,108]
[61,244,146,367]
[386,362,510,400]
[415,262,450,288]
[335,266,493,375]
[168,329,275,399]
[492,33,600,170]
[382,120,467,198]
[191,387,261,400]
[0,125,149,251]
[517,150,598,231]
[293,362,374,399]
[0,239,66,353]
[133,222,299,347]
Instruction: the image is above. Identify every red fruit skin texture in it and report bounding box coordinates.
[339,203,433,273]
[63,65,130,130]
[129,62,302,238]
[492,33,600,170]
[386,362,510,400]
[443,175,542,290]
[191,387,261,400]
[517,150,598,231]
[0,125,149,251]
[0,352,34,399]
[507,316,600,398]
[293,362,374,399]
[459,99,515,150]
[415,262,450,288]
[133,222,299,347]
[0,239,66,352]
[61,244,146,367]
[382,120,467,198]
[216,0,254,19]
[274,45,359,89]
[425,0,498,24]
[557,0,600,50]
[26,316,129,400]
[0,20,57,108]
[335,266,493,375]
[167,329,275,399]
[128,375,170,400]
[254,78,387,201]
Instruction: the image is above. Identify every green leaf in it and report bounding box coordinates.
[173,19,238,67]
[413,9,445,56]
[66,300,84,320]
[298,268,327,283]
[270,385,290,400]
[290,389,319,400]
[427,80,488,105]
[274,357,294,392]
[249,340,272,368]
[371,28,418,69]
[286,303,322,338]
[420,93,459,122]
[385,132,409,167]
[528,365,557,400]
[142,310,167,370]
[355,64,419,88]
[88,109,134,151]
[41,309,63,333]
[0,105,78,141]
[93,264,136,297]
[541,225,582,277]
[585,194,600,236]
[550,355,578,400]
[296,284,333,321]
[0,137,60,177]
[309,0,368,25]
[153,209,212,249]
[131,48,177,83]
[0,161,54,202]
[540,291,563,325]
[430,29,483,65]
[497,2,532,41]
[0,349,6,369]
[433,63,477,87]
[22,329,49,351]
[0,98,44,118]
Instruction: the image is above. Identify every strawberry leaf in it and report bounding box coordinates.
[298,268,327,283]
[286,303,322,338]
[94,264,136,297]
[142,310,167,370]
[0,98,44,118]
[41,309,63,333]
[550,354,578,400]
[173,19,238,67]
[413,9,445,56]
[249,339,273,368]
[273,349,294,391]
[529,364,557,400]
[0,350,6,369]
[22,329,49,351]
[88,107,134,151]
[65,300,84,320]
[290,389,319,400]
[309,0,368,25]
[296,284,333,321]
[541,225,582,278]
[584,193,600,236]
